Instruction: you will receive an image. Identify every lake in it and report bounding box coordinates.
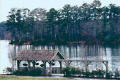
[0,40,120,74]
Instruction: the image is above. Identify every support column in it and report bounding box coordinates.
[59,61,62,73]
[12,60,15,71]
[27,60,31,69]
[106,62,108,73]
[104,61,108,73]
[17,60,21,70]
[85,61,90,72]
[32,61,36,69]
[42,61,47,75]
[49,61,52,76]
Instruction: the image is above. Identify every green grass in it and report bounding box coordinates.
[0,75,76,80]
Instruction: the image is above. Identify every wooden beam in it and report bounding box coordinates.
[49,61,52,76]
[17,60,21,70]
[59,61,62,73]
[27,60,31,69]
[42,61,47,75]
[32,61,36,69]
[53,59,108,62]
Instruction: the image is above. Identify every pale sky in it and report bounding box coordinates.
[0,0,120,22]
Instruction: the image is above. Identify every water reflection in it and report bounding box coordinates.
[0,40,120,74]
[0,40,12,74]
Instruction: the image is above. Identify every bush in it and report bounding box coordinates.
[12,68,43,76]
[106,72,112,78]
[92,69,106,78]
[62,67,72,77]
[6,67,13,73]
[62,67,114,78]
[114,70,120,78]
[62,67,82,77]
[83,71,92,77]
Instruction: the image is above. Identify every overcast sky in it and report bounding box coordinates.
[0,0,120,22]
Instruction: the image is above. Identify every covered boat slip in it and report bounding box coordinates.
[14,50,64,75]
[14,50,108,75]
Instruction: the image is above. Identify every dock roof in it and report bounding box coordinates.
[15,50,64,61]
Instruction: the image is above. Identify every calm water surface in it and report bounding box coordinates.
[0,40,120,74]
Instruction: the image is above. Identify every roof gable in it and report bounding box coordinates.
[15,50,64,61]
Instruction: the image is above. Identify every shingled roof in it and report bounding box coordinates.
[15,50,64,61]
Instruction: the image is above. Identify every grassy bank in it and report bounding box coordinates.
[0,75,76,80]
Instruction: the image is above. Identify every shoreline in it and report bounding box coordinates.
[0,74,117,80]
[8,40,120,47]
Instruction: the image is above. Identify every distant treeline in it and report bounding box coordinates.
[0,22,11,40]
[4,0,120,45]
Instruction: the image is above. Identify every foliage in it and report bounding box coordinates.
[4,0,120,45]
[62,67,119,78]
[12,68,43,76]
[62,67,82,77]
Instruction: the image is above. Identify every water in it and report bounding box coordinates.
[0,40,120,74]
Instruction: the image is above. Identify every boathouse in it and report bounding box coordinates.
[15,50,64,75]
[14,50,109,75]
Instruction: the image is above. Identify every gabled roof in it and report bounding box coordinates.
[15,50,64,61]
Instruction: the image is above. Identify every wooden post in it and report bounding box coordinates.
[28,60,31,69]
[49,61,52,76]
[105,61,108,73]
[17,60,21,70]
[59,61,62,73]
[48,61,54,75]
[42,61,47,75]
[106,62,108,73]
[103,61,108,73]
[85,63,88,72]
[32,61,36,69]
[85,61,90,72]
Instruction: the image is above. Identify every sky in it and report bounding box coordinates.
[0,0,120,22]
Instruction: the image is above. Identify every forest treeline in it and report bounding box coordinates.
[4,0,120,45]
[0,22,10,40]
